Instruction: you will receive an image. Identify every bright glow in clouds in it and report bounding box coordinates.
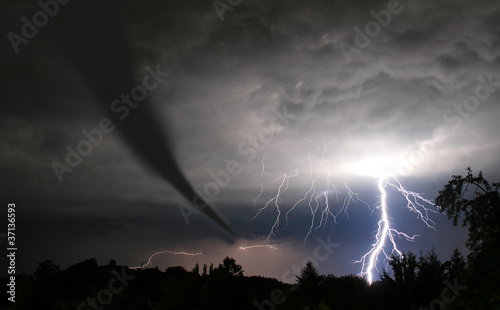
[348,156,399,178]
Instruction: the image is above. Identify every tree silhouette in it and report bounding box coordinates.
[215,257,244,277]
[443,248,466,281]
[291,261,325,309]
[381,252,418,308]
[296,261,321,286]
[192,263,200,275]
[436,167,500,309]
[34,259,60,278]
[436,167,500,252]
[199,257,250,310]
[416,249,444,307]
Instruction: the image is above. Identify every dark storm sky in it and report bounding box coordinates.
[1,0,499,281]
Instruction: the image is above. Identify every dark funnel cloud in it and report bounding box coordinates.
[46,1,233,237]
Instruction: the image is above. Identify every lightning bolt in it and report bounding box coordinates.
[251,170,299,242]
[356,175,437,284]
[290,141,341,246]
[339,183,372,219]
[284,148,317,229]
[253,157,266,208]
[239,244,277,250]
[131,250,202,270]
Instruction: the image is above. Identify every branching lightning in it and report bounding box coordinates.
[251,169,298,242]
[251,141,439,284]
[253,157,266,208]
[253,141,354,247]
[356,175,437,284]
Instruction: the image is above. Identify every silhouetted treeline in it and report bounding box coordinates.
[0,249,474,310]
[1,257,290,310]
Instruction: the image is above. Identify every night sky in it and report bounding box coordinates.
[1,0,499,283]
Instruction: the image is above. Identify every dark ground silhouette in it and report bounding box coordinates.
[0,249,479,310]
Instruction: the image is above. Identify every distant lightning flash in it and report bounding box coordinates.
[356,175,437,284]
[131,250,202,270]
[239,244,277,250]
